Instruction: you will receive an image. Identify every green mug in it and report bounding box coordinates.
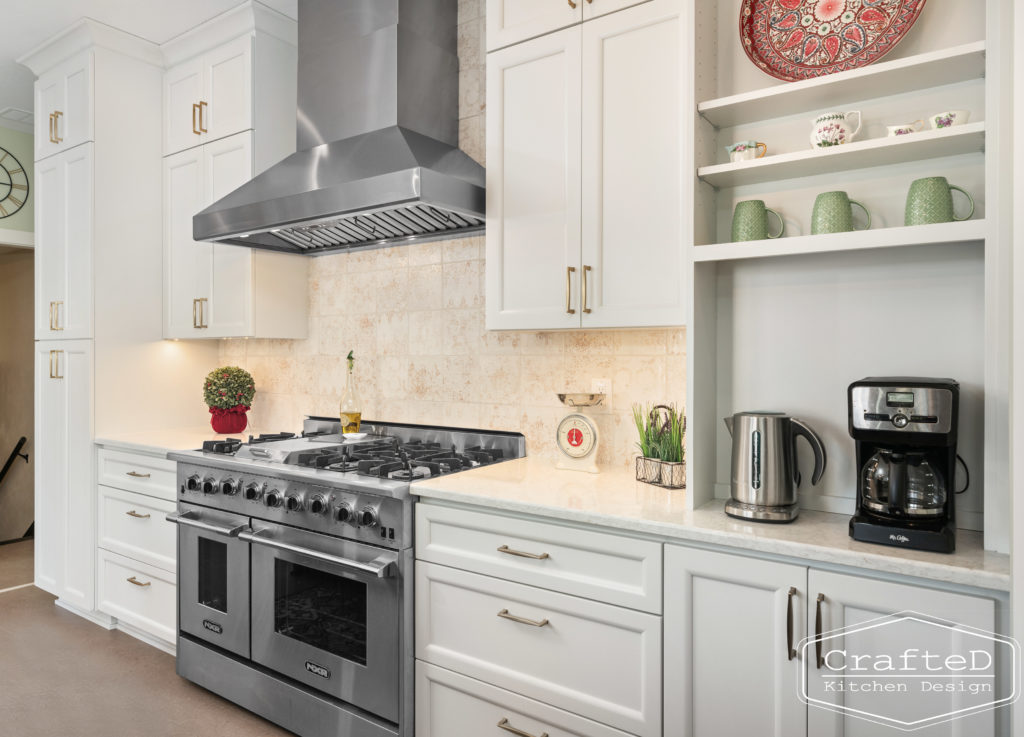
[811,191,871,234]
[905,177,974,226]
[731,200,784,242]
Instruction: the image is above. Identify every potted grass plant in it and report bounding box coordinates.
[632,403,686,489]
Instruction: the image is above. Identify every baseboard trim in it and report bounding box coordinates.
[55,598,117,629]
[116,620,176,656]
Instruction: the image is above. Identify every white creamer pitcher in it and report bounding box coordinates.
[809,111,862,148]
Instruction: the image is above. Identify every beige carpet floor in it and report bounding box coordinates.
[0,542,296,736]
[0,538,34,591]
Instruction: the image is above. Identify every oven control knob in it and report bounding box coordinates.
[285,494,302,512]
[892,413,910,429]
[336,503,353,524]
[202,476,218,495]
[309,496,327,515]
[265,491,282,508]
[185,474,201,492]
[244,483,262,501]
[221,478,238,496]
[358,506,379,528]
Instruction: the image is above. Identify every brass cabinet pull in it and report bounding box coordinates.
[498,718,548,737]
[126,471,151,479]
[192,103,201,135]
[199,297,209,328]
[48,301,54,330]
[582,265,592,314]
[51,350,64,380]
[199,101,208,133]
[48,350,55,379]
[48,113,56,143]
[786,587,797,661]
[127,576,151,587]
[126,510,151,519]
[497,545,549,560]
[815,593,825,668]
[497,608,549,628]
[53,301,63,330]
[53,111,63,143]
[565,266,576,315]
[568,0,577,7]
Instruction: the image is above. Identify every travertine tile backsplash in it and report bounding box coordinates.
[218,0,685,467]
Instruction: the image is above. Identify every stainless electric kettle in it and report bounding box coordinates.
[723,411,827,522]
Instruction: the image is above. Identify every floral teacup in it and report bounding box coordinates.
[929,110,970,129]
[886,120,924,137]
[726,140,767,162]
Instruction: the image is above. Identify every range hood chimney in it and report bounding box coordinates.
[193,0,484,255]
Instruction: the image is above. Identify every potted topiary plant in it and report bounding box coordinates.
[204,366,255,434]
[632,403,686,489]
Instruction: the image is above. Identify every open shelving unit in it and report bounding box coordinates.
[683,0,1012,553]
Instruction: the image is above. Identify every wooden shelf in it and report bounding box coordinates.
[697,122,985,188]
[698,41,986,129]
[693,220,986,263]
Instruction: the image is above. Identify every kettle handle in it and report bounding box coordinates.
[791,419,827,486]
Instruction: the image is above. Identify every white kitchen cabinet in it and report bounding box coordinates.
[583,0,652,20]
[807,570,996,737]
[486,0,581,52]
[34,340,94,611]
[164,130,307,339]
[34,144,93,340]
[34,51,93,162]
[485,0,685,330]
[663,545,807,737]
[97,548,177,645]
[164,35,253,156]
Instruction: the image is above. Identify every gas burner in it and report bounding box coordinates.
[294,448,351,469]
[202,438,243,454]
[249,432,297,444]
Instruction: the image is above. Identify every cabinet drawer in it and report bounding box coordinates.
[97,448,177,500]
[97,549,176,645]
[98,486,177,573]
[416,503,662,613]
[417,662,635,737]
[416,562,661,737]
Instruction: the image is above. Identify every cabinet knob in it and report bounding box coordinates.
[568,0,577,7]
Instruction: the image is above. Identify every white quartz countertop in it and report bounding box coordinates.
[413,457,1010,592]
[96,427,234,456]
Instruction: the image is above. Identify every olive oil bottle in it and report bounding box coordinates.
[339,350,362,433]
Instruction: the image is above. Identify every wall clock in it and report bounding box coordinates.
[0,146,28,218]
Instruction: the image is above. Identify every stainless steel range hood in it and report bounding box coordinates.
[193,0,484,255]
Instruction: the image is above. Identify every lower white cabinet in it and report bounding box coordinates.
[98,485,177,573]
[97,548,177,644]
[664,546,806,737]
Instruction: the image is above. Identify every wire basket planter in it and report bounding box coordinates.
[635,456,686,490]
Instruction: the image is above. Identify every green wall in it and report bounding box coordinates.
[0,126,33,233]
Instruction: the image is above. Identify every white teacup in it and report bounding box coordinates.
[726,140,767,162]
[886,120,924,137]
[929,110,970,130]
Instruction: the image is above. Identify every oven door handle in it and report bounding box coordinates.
[240,528,397,579]
[165,510,247,537]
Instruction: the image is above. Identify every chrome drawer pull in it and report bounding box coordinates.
[497,609,549,628]
[497,545,549,560]
[126,471,151,478]
[126,510,151,519]
[498,718,548,737]
[127,576,151,588]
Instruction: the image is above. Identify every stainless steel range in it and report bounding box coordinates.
[167,418,525,737]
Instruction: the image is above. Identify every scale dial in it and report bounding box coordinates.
[556,413,598,459]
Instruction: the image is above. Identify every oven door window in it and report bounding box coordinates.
[274,559,368,666]
[198,537,228,613]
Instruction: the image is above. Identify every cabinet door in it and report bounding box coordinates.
[34,71,64,162]
[35,340,94,611]
[34,144,93,340]
[164,56,205,156]
[203,35,253,143]
[664,546,807,737]
[487,0,582,51]
[583,0,652,20]
[807,570,996,737]
[163,146,209,338]
[485,29,582,330]
[204,132,254,338]
[581,0,685,328]
[34,52,93,161]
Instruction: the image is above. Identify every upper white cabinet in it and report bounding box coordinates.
[486,0,581,51]
[34,51,93,161]
[34,145,93,340]
[161,4,307,340]
[164,35,253,156]
[486,0,685,330]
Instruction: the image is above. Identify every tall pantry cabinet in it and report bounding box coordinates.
[21,21,218,615]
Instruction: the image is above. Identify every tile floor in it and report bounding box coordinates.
[0,540,295,736]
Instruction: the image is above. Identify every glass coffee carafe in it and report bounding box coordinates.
[861,449,946,517]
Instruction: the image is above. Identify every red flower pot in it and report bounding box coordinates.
[209,405,250,434]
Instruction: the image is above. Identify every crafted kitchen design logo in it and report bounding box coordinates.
[799,611,1020,731]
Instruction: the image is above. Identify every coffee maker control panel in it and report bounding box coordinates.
[850,384,954,434]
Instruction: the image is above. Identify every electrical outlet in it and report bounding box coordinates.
[592,378,610,395]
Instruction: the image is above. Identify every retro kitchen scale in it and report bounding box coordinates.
[555,393,604,473]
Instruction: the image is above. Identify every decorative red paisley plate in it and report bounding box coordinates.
[740,0,928,82]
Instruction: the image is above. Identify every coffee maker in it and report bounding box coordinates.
[848,377,959,553]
